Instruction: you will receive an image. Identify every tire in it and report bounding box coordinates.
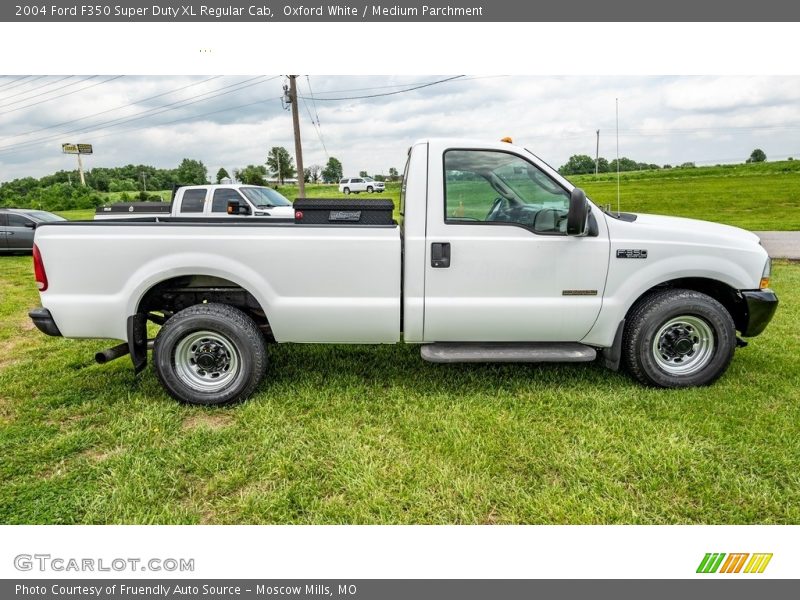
[367,186,374,193]
[153,303,267,406]
[622,289,736,388]
[343,187,350,195]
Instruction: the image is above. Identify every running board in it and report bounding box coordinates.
[420,342,597,364]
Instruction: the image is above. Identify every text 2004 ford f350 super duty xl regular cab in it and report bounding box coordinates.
[28,139,778,405]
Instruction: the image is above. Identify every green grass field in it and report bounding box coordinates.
[4,164,799,524]
[1,253,798,524]
[55,161,800,230]
[574,161,800,230]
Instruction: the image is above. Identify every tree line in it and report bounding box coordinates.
[231,146,401,186]
[559,148,769,176]
[0,146,397,211]
[0,158,210,211]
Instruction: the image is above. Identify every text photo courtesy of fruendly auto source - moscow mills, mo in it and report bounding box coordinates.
[0,75,798,525]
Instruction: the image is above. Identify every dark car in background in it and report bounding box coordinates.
[0,208,66,254]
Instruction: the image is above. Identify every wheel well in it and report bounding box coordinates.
[630,277,747,332]
[138,275,273,339]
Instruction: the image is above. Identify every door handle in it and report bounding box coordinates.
[431,242,451,268]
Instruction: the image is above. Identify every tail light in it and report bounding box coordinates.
[33,243,48,292]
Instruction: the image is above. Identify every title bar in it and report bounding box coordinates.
[4,0,800,22]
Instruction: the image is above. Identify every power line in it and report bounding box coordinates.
[0,75,97,109]
[1,76,222,142]
[296,75,465,101]
[306,75,506,97]
[0,75,47,94]
[0,75,74,103]
[1,97,273,156]
[302,76,329,159]
[300,95,329,159]
[0,75,33,91]
[305,75,322,126]
[0,75,124,117]
[0,76,280,155]
[0,76,272,152]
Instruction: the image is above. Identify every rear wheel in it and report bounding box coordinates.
[623,289,735,387]
[343,187,350,195]
[153,303,267,405]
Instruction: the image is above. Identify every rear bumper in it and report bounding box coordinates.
[740,290,778,337]
[28,307,62,337]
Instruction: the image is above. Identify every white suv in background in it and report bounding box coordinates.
[338,176,385,194]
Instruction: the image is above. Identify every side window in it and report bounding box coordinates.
[353,178,363,183]
[212,188,243,213]
[7,214,32,227]
[339,179,348,184]
[180,189,207,213]
[444,150,571,234]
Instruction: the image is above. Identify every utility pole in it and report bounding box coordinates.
[288,75,305,197]
[595,129,600,175]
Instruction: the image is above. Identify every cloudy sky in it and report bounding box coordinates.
[0,75,798,182]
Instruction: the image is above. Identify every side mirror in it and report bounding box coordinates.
[226,200,251,216]
[567,187,590,236]
[24,221,37,229]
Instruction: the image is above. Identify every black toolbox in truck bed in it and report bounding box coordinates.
[293,198,395,225]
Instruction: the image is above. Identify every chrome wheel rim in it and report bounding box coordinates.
[174,330,240,392]
[652,315,715,375]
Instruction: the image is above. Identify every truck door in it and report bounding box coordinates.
[5,213,36,251]
[210,188,245,216]
[423,147,610,343]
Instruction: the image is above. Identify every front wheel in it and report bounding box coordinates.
[366,186,374,193]
[153,303,267,405]
[622,289,735,387]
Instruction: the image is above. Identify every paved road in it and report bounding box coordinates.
[754,232,800,260]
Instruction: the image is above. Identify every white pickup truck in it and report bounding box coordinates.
[94,184,296,220]
[29,138,777,406]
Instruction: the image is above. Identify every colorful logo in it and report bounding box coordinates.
[697,553,773,574]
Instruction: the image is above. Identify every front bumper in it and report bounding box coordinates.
[29,307,62,337]
[740,290,778,337]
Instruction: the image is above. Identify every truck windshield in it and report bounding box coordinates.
[28,211,66,222]
[240,186,292,208]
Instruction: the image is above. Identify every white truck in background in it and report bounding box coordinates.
[94,184,296,220]
[30,138,777,406]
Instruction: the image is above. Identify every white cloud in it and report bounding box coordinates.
[0,75,799,182]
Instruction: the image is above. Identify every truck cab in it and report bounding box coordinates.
[94,184,296,220]
[172,184,295,218]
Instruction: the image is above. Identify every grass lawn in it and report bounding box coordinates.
[573,160,800,230]
[0,253,798,524]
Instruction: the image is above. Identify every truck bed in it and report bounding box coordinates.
[34,219,401,344]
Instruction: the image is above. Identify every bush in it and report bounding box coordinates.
[109,179,138,192]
